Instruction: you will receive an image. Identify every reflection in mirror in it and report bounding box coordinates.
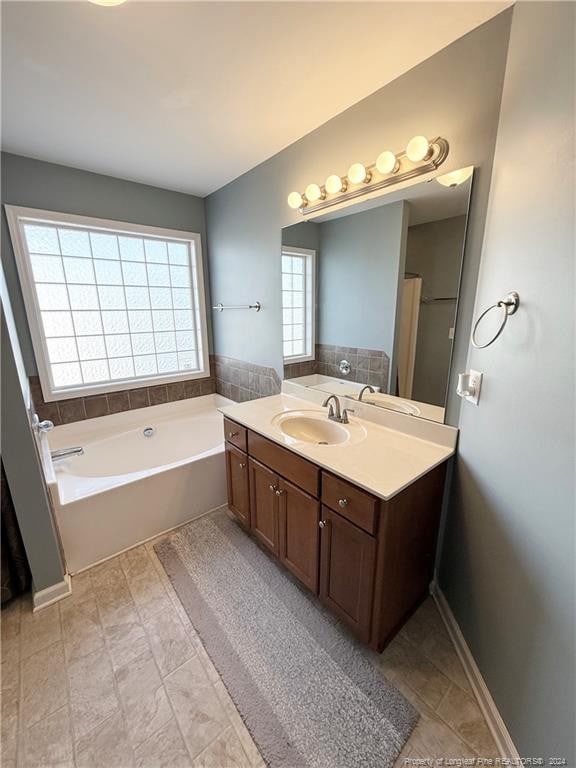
[281,167,473,423]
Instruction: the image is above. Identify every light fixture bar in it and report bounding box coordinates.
[289,136,449,216]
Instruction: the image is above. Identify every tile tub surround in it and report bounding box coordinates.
[283,359,317,380]
[284,344,390,391]
[213,355,281,403]
[0,535,499,768]
[29,372,217,426]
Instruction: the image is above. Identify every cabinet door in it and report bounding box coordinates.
[225,444,250,527]
[278,478,320,593]
[249,459,279,555]
[319,506,376,643]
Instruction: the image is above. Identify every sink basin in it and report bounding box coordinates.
[361,392,421,416]
[272,410,367,446]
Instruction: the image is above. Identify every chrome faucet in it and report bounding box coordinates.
[322,395,354,424]
[358,385,375,402]
[51,447,84,461]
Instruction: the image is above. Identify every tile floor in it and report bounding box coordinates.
[1,532,499,767]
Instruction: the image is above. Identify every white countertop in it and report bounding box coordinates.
[220,391,456,501]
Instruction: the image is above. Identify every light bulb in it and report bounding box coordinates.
[406,135,432,163]
[376,150,399,175]
[89,0,127,5]
[325,174,345,195]
[348,163,370,185]
[436,167,473,188]
[305,183,323,203]
[287,192,304,210]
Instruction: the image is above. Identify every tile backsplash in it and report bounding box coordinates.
[29,369,216,426]
[29,345,384,426]
[213,355,281,402]
[284,344,390,392]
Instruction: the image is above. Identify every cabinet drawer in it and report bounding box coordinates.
[224,418,247,453]
[321,472,378,535]
[248,431,320,498]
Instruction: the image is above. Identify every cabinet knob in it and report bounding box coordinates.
[338,498,349,508]
[239,462,246,469]
[319,519,328,529]
[229,431,239,439]
[275,489,284,496]
[269,484,277,493]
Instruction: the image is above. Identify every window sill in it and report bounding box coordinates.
[40,368,210,403]
[284,355,315,365]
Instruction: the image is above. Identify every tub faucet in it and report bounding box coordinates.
[322,395,354,424]
[358,385,375,402]
[51,447,84,461]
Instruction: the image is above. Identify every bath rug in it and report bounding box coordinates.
[155,510,417,768]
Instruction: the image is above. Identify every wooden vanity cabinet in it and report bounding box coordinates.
[319,506,376,643]
[249,458,280,555]
[225,443,250,528]
[278,478,320,593]
[224,417,447,651]
[246,460,320,589]
[223,417,247,453]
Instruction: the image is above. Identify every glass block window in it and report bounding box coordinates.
[281,246,316,362]
[6,207,209,401]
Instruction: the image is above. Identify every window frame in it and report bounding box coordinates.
[5,205,210,402]
[281,245,316,364]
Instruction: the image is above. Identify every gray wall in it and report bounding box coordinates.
[439,3,575,760]
[406,215,467,405]
[1,153,210,375]
[317,202,407,361]
[206,11,512,418]
[0,153,210,591]
[1,263,66,592]
[281,221,320,252]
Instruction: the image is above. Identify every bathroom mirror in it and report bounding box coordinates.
[280,167,473,423]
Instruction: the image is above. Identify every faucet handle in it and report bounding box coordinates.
[36,419,54,434]
[341,408,354,423]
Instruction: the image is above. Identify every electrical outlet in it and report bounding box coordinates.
[465,370,483,405]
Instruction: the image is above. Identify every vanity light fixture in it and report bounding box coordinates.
[89,0,127,5]
[347,162,371,185]
[287,134,449,215]
[287,191,305,210]
[406,135,433,163]
[436,166,474,188]
[305,183,324,203]
[325,174,346,195]
[376,150,400,175]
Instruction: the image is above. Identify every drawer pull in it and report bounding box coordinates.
[275,489,284,496]
[229,431,239,439]
[338,498,349,508]
[269,484,277,493]
[239,462,246,469]
[319,519,328,529]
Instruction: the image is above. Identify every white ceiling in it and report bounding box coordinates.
[1,1,507,197]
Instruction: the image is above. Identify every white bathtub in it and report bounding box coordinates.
[45,394,233,573]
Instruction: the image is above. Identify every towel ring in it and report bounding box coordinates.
[471,291,520,349]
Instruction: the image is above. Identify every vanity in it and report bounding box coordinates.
[220,388,456,651]
[219,165,471,650]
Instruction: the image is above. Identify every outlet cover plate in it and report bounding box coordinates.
[465,370,483,405]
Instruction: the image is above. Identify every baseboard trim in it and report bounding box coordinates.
[33,573,72,611]
[431,583,520,759]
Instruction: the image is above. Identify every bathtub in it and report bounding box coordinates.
[44,394,233,573]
